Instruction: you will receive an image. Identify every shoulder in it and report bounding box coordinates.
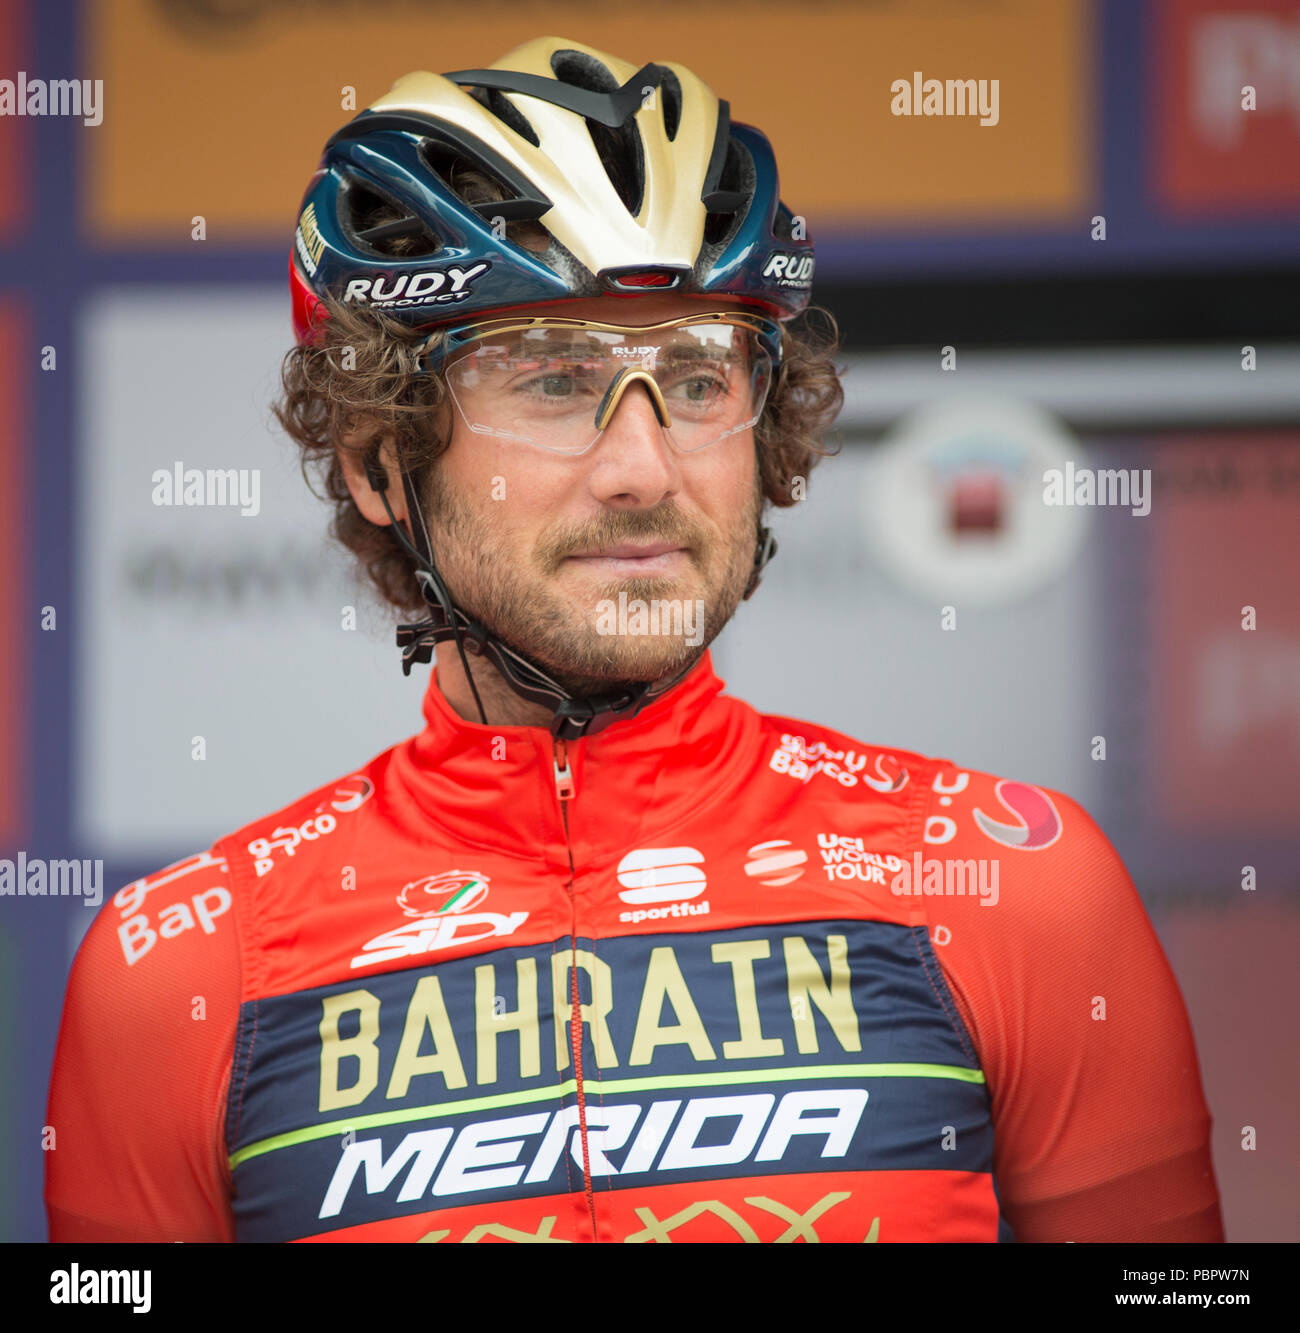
[751,706,1137,927]
[49,848,242,1238]
[873,751,1165,988]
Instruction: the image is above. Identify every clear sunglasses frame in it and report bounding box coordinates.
[414,310,785,456]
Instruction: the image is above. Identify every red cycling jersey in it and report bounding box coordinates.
[45,652,1223,1242]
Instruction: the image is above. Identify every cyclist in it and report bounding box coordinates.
[46,36,1223,1243]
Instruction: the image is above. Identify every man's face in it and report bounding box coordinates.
[422,293,765,696]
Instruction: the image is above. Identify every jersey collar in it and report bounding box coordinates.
[391,649,759,867]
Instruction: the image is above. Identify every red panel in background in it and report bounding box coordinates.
[0,2,27,242]
[1158,903,1300,1242]
[1152,436,1300,833]
[1155,0,1300,216]
[0,303,25,843]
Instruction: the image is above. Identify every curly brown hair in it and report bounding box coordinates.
[271,171,845,614]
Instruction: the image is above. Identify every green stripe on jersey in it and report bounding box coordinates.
[228,1061,985,1169]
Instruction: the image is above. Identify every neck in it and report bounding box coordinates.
[433,643,556,729]
[432,642,703,731]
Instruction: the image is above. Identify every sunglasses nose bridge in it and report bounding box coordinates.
[594,367,673,432]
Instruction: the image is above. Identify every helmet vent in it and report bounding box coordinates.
[550,48,620,96]
[342,177,442,258]
[702,136,751,246]
[418,140,551,253]
[659,68,682,141]
[476,85,541,147]
[550,48,646,216]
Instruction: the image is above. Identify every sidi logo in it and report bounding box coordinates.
[351,872,525,969]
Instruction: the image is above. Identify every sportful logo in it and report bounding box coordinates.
[350,871,527,969]
[617,847,710,924]
[744,840,807,887]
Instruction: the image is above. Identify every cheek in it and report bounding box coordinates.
[692,438,758,519]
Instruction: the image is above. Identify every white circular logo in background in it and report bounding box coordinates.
[860,396,1088,606]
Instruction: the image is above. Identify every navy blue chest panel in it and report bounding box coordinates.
[225,919,997,1241]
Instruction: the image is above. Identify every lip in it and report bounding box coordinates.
[564,544,689,575]
[568,542,684,560]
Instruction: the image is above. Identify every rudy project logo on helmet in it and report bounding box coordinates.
[398,871,490,919]
[761,252,814,289]
[342,263,492,311]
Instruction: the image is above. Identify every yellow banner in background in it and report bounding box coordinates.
[89,0,1090,240]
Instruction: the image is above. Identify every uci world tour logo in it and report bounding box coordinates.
[398,871,491,919]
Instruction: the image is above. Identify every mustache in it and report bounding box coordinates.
[538,507,702,565]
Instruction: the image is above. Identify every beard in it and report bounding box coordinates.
[420,461,763,699]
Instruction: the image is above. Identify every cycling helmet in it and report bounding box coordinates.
[289,35,814,343]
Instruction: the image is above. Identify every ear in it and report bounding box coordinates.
[338,426,407,526]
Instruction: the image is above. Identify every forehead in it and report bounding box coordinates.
[498,293,759,327]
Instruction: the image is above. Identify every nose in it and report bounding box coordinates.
[585,376,682,505]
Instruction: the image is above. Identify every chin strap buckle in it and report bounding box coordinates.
[396,618,439,675]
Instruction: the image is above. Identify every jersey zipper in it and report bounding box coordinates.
[552,735,598,1239]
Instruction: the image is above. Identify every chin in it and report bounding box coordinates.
[548,635,705,696]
